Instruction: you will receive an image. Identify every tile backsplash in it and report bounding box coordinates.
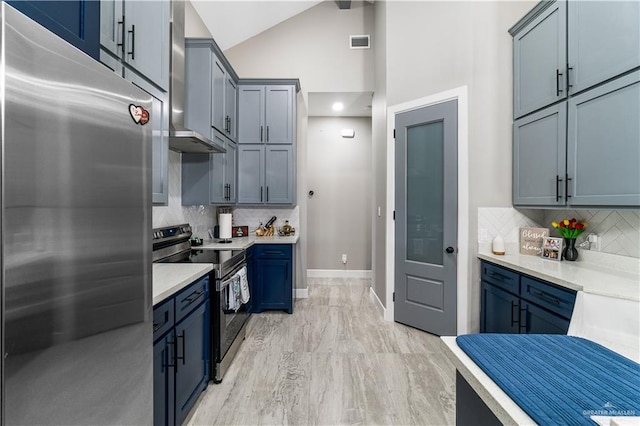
[152,151,299,236]
[478,207,640,259]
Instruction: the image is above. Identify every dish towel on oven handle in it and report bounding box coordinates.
[237,266,250,304]
[227,276,241,312]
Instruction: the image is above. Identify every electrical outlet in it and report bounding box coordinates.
[342,254,347,264]
[479,228,489,241]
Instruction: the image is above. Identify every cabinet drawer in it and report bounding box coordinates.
[175,276,209,323]
[480,262,520,294]
[521,277,576,319]
[255,244,292,259]
[153,299,174,342]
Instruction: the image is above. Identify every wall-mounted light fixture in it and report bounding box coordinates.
[341,129,355,138]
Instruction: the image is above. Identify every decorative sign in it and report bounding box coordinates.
[129,104,149,125]
[541,237,563,262]
[232,226,249,238]
[520,227,550,256]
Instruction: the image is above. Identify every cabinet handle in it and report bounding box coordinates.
[567,66,573,92]
[260,126,263,142]
[260,186,263,202]
[266,186,269,202]
[488,270,507,282]
[556,175,563,202]
[116,17,125,55]
[531,289,561,305]
[556,69,563,96]
[510,301,518,326]
[565,174,572,200]
[519,307,527,332]
[176,332,186,365]
[225,184,229,200]
[153,322,160,332]
[127,25,136,60]
[266,126,270,142]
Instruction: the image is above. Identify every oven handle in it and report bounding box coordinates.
[216,262,247,291]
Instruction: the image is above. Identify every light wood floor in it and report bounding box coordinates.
[186,277,456,425]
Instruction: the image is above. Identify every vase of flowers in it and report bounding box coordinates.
[551,218,587,261]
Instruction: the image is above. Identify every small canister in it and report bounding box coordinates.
[492,235,505,255]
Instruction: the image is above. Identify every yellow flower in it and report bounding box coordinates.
[563,219,570,226]
[551,221,558,228]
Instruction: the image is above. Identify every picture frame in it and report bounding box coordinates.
[541,237,563,262]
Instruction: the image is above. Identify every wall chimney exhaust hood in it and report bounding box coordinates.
[168,0,225,154]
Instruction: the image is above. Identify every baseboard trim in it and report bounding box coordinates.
[307,269,373,279]
[294,288,309,299]
[369,287,386,319]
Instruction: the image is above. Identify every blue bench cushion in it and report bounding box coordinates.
[456,334,640,425]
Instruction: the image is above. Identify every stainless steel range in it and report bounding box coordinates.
[153,224,249,383]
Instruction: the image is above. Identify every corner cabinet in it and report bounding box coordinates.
[237,81,298,206]
[7,0,99,60]
[153,276,210,426]
[251,244,294,314]
[480,261,576,335]
[510,0,640,208]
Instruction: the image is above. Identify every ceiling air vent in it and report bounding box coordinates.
[350,35,370,49]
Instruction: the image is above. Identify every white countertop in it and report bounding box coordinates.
[440,336,535,425]
[196,234,299,250]
[152,263,213,306]
[478,249,640,302]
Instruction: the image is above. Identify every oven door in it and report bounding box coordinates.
[214,263,249,376]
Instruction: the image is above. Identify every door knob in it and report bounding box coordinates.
[445,247,455,254]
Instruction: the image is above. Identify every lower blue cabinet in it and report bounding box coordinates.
[153,275,210,426]
[252,244,293,314]
[480,260,576,334]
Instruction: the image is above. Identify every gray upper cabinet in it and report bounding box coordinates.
[225,76,238,141]
[512,1,567,119]
[265,146,294,204]
[238,84,295,144]
[211,57,226,135]
[100,0,170,91]
[513,103,567,206]
[184,42,213,138]
[567,71,640,206]
[568,1,640,95]
[238,86,265,144]
[125,69,169,205]
[237,146,265,204]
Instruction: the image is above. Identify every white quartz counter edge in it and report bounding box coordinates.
[440,336,535,426]
[478,251,640,302]
[195,234,299,250]
[153,263,213,306]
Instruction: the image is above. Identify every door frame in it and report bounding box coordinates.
[385,86,470,335]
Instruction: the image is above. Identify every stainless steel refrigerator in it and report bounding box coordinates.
[0,3,152,424]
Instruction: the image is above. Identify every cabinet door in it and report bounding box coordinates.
[513,103,567,206]
[255,258,292,313]
[225,76,238,141]
[126,70,169,205]
[521,301,570,334]
[9,0,100,60]
[568,1,640,95]
[238,86,265,144]
[265,146,294,204]
[154,332,175,426]
[211,56,226,135]
[225,141,237,203]
[100,0,123,58]
[567,72,640,207]
[182,153,210,206]
[123,0,170,90]
[480,282,520,334]
[175,301,209,426]
[185,43,213,138]
[265,86,295,144]
[237,145,265,204]
[513,1,567,118]
[209,131,227,204]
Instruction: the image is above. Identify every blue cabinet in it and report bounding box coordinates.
[153,276,210,426]
[8,0,99,60]
[480,260,576,335]
[252,245,293,314]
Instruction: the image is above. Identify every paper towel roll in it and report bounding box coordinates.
[219,213,232,239]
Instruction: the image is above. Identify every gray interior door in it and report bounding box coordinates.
[394,100,457,336]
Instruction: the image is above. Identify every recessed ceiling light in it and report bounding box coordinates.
[332,102,344,111]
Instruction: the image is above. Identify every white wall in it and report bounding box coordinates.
[185,1,212,38]
[372,1,536,332]
[307,117,372,270]
[224,1,374,94]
